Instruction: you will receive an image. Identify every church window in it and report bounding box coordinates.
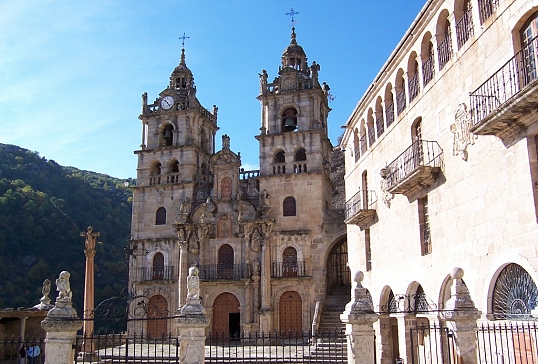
[418,195,431,255]
[151,162,162,175]
[283,247,298,277]
[295,148,306,161]
[169,160,179,173]
[156,207,166,225]
[437,11,453,70]
[283,196,296,216]
[150,162,162,185]
[217,244,234,279]
[492,263,538,319]
[274,150,286,163]
[282,108,298,132]
[162,125,173,147]
[152,253,165,280]
[478,0,499,24]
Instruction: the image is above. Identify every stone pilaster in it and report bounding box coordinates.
[443,267,481,364]
[178,240,189,309]
[41,271,82,364]
[340,271,379,364]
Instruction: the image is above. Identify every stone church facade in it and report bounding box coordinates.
[128,28,347,337]
[340,0,538,363]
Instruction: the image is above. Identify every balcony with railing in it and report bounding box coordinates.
[396,89,406,115]
[456,7,474,49]
[408,73,420,102]
[137,266,175,282]
[478,0,500,24]
[360,135,367,155]
[383,140,443,197]
[386,103,395,127]
[271,262,308,278]
[344,190,378,229]
[469,36,538,145]
[422,56,435,87]
[438,32,453,71]
[199,264,250,281]
[376,115,385,137]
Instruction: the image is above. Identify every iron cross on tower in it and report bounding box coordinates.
[285,8,299,28]
[179,32,190,49]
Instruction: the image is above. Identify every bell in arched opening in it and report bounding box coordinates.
[163,126,173,146]
[282,109,297,132]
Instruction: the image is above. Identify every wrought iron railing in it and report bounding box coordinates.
[410,323,456,364]
[139,266,174,281]
[456,7,474,49]
[422,56,435,86]
[354,145,360,162]
[479,0,500,24]
[396,89,406,115]
[199,264,250,280]
[438,32,453,71]
[408,73,420,102]
[360,135,367,155]
[384,140,443,190]
[344,190,377,221]
[477,322,538,364]
[470,35,538,127]
[272,261,307,278]
[386,103,395,127]
[239,169,259,180]
[376,115,385,137]
[1,336,45,364]
[368,125,376,147]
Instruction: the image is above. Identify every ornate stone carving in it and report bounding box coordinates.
[56,271,72,302]
[451,104,475,161]
[180,263,206,316]
[379,168,393,208]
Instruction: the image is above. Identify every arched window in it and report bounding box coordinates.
[282,108,298,132]
[455,0,474,48]
[521,12,538,85]
[384,84,395,127]
[152,253,165,280]
[437,11,453,70]
[353,129,360,161]
[283,196,296,216]
[283,247,298,277]
[407,53,420,102]
[169,160,179,173]
[155,207,166,225]
[395,69,406,115]
[375,96,385,137]
[217,244,234,279]
[492,263,538,319]
[295,148,306,161]
[162,124,173,147]
[367,108,375,148]
[479,0,499,24]
[274,150,286,163]
[421,33,435,86]
[413,285,429,313]
[151,163,162,175]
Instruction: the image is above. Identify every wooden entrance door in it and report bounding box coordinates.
[146,295,168,338]
[213,293,240,337]
[279,291,302,333]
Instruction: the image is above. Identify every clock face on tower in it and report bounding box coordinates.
[161,95,174,110]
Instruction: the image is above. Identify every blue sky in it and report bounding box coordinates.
[0,1,426,179]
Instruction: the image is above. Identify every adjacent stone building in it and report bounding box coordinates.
[340,0,538,363]
[128,27,347,337]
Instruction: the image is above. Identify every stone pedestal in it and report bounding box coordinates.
[443,267,481,364]
[177,316,210,364]
[41,272,82,364]
[340,271,379,364]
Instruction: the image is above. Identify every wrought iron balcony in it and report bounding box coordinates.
[199,264,250,281]
[470,35,538,145]
[344,190,377,229]
[384,140,443,197]
[271,261,308,278]
[138,266,175,281]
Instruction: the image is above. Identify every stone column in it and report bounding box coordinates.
[178,240,189,309]
[340,271,379,364]
[41,271,82,364]
[443,267,481,364]
[177,264,209,364]
[259,239,272,333]
[81,226,99,356]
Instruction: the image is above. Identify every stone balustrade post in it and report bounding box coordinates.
[443,267,481,364]
[177,264,209,364]
[41,271,82,364]
[340,271,379,364]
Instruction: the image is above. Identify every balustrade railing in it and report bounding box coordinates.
[271,261,307,278]
[438,32,453,70]
[239,169,259,180]
[408,73,420,102]
[456,7,474,49]
[345,190,377,221]
[376,115,385,137]
[386,103,395,127]
[273,163,286,175]
[139,266,174,281]
[293,163,307,173]
[470,35,538,127]
[384,140,443,190]
[396,89,406,115]
[478,0,500,24]
[199,264,250,280]
[422,56,435,86]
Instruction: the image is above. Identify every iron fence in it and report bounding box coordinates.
[138,265,174,281]
[206,330,347,364]
[397,89,407,115]
[409,73,421,102]
[368,126,376,148]
[437,32,453,71]
[470,35,538,127]
[376,115,385,137]
[0,336,45,364]
[272,261,308,278]
[479,0,500,24]
[386,103,395,127]
[456,7,474,49]
[360,135,367,155]
[410,323,456,364]
[199,264,250,281]
[384,140,443,190]
[422,56,435,87]
[75,332,179,364]
[344,190,377,221]
[477,321,538,364]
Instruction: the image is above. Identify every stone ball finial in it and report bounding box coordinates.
[354,271,364,284]
[451,267,464,280]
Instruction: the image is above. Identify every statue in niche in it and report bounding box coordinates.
[451,104,475,161]
[250,228,262,253]
[221,177,232,200]
[56,271,72,301]
[188,238,199,254]
[180,197,191,214]
[217,217,232,238]
[252,259,260,277]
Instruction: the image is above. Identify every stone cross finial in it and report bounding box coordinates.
[81,226,100,254]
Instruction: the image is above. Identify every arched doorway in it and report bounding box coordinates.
[327,240,351,295]
[213,293,240,337]
[146,295,168,338]
[279,291,302,333]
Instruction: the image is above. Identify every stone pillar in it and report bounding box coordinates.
[259,239,272,333]
[443,267,481,364]
[340,271,379,364]
[177,264,209,364]
[81,226,99,356]
[19,317,27,339]
[178,240,189,309]
[41,271,82,364]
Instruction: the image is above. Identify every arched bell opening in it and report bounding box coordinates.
[282,108,298,132]
[162,124,174,147]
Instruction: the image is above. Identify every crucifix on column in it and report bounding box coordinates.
[81,226,100,353]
